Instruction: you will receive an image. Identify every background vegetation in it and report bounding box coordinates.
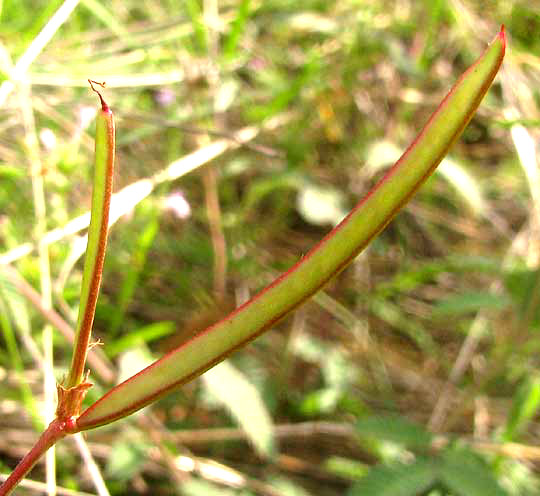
[0,1,538,495]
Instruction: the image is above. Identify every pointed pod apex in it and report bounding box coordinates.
[88,79,111,113]
[497,24,506,51]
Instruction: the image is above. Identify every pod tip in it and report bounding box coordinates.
[498,24,506,47]
[88,79,110,113]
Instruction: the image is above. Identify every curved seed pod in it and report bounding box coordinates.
[76,28,505,431]
[64,81,115,393]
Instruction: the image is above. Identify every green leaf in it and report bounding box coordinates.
[202,360,275,457]
[496,458,540,496]
[106,321,176,358]
[440,447,509,496]
[347,459,439,496]
[505,268,540,325]
[299,388,341,415]
[325,456,369,481]
[378,255,501,297]
[433,291,510,317]
[355,415,433,449]
[501,374,540,442]
[0,165,25,179]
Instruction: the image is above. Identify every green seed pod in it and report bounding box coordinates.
[65,80,115,393]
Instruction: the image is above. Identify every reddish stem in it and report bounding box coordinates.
[0,418,75,495]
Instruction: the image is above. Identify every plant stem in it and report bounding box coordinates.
[0,419,73,496]
[19,77,58,495]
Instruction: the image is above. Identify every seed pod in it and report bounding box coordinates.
[76,28,505,431]
[65,80,115,393]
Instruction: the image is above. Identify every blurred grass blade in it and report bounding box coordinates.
[107,321,176,358]
[109,206,159,337]
[433,290,510,317]
[0,0,81,107]
[250,54,320,120]
[501,374,540,442]
[80,0,132,43]
[185,0,207,53]
[0,280,42,430]
[223,0,251,60]
[370,298,436,353]
[76,27,505,431]
[438,157,487,216]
